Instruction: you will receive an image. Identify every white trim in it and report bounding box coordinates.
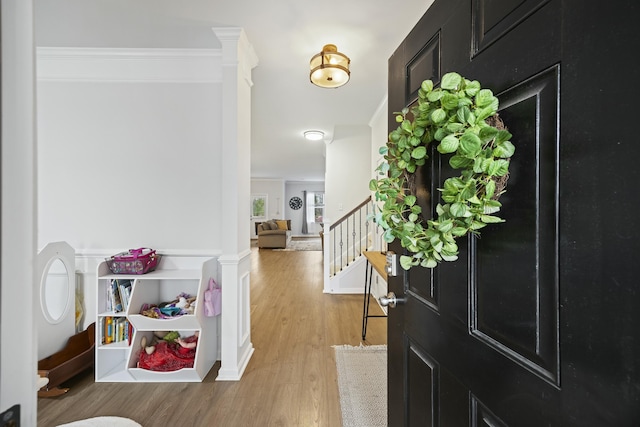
[218,249,252,264]
[73,248,222,258]
[212,27,258,87]
[325,255,368,294]
[369,94,389,127]
[36,47,222,83]
[216,345,254,381]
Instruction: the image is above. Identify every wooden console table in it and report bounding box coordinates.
[362,251,388,340]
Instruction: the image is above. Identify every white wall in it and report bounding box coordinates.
[37,55,222,252]
[324,124,372,224]
[37,49,224,334]
[369,97,389,300]
[285,181,325,236]
[369,97,389,253]
[1,0,38,424]
[250,179,285,237]
[35,30,257,382]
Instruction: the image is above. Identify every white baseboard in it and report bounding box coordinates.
[216,345,255,381]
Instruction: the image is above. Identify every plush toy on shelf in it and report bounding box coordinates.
[139,293,197,319]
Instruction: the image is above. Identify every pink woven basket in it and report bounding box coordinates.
[106,248,161,274]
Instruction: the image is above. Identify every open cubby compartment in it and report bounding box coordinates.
[126,329,205,382]
[97,277,125,315]
[127,277,201,327]
[95,344,133,382]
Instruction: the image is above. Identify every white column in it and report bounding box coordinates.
[1,0,38,424]
[213,27,258,381]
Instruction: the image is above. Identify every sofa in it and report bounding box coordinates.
[256,219,292,249]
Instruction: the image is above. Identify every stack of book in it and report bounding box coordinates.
[106,279,133,313]
[100,316,133,345]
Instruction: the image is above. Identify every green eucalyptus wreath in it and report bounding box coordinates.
[369,72,515,270]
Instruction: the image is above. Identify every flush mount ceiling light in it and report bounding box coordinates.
[304,130,325,141]
[310,44,350,88]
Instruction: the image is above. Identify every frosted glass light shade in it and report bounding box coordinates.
[304,130,325,141]
[310,44,350,88]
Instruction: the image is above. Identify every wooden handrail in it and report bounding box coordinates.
[329,196,372,231]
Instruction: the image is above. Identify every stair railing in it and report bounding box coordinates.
[325,196,374,277]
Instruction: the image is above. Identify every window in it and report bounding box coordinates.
[306,192,324,224]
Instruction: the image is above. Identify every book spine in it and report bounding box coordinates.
[99,316,105,345]
[105,316,113,344]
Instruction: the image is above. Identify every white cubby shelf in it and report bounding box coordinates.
[95,255,219,383]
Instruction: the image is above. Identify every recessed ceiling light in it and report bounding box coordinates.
[304,130,325,141]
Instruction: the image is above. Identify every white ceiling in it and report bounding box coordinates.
[35,0,433,181]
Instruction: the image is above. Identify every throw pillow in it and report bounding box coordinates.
[276,220,288,230]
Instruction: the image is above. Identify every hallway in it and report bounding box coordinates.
[38,245,387,426]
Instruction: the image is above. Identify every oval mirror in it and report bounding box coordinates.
[41,258,70,324]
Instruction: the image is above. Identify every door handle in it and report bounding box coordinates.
[379,292,405,308]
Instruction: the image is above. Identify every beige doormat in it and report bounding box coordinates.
[334,344,387,427]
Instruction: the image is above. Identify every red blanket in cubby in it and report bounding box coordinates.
[137,336,197,372]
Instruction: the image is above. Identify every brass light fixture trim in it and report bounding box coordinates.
[310,44,350,88]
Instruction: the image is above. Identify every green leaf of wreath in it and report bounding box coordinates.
[447,122,465,133]
[476,105,497,121]
[427,89,444,102]
[405,195,417,206]
[480,215,505,224]
[493,141,516,158]
[421,80,434,93]
[451,227,468,237]
[441,93,459,110]
[464,80,481,96]
[457,106,470,124]
[479,126,499,142]
[487,159,510,177]
[450,155,473,169]
[424,258,438,268]
[412,146,428,159]
[441,72,462,90]
[450,202,469,217]
[400,255,414,270]
[442,253,459,262]
[485,179,496,199]
[475,89,496,107]
[460,133,482,157]
[495,130,513,144]
[431,108,446,123]
[438,134,459,154]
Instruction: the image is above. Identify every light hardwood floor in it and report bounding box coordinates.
[38,240,387,426]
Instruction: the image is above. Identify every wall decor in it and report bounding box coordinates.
[289,196,302,210]
[370,72,515,270]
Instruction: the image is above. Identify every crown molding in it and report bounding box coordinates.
[37,47,223,83]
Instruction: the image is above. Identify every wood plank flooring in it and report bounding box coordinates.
[38,240,387,427]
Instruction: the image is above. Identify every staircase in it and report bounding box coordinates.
[322,196,383,293]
